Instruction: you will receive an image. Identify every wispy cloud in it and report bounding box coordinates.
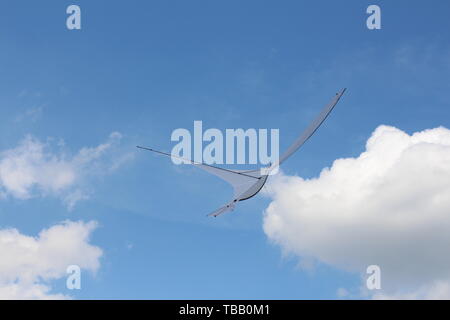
[14,105,44,123]
[0,132,133,210]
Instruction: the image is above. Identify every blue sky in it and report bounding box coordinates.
[0,0,449,299]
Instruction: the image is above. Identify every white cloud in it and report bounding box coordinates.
[263,125,450,299]
[0,220,102,300]
[0,132,130,209]
[63,189,90,211]
[372,281,450,300]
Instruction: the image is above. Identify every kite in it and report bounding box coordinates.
[138,89,346,217]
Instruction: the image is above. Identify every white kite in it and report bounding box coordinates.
[138,89,346,217]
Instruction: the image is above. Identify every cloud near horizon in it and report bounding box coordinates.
[263,125,450,299]
[0,220,102,300]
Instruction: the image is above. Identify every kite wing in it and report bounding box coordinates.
[194,166,262,199]
[267,88,346,173]
[136,146,262,202]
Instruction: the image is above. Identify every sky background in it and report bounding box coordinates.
[0,0,449,299]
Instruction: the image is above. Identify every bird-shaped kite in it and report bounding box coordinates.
[138,89,346,217]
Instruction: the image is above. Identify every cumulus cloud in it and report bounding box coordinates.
[0,132,131,209]
[0,220,102,300]
[263,125,450,299]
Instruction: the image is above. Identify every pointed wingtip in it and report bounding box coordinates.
[136,146,155,152]
[207,211,220,218]
[336,88,347,97]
